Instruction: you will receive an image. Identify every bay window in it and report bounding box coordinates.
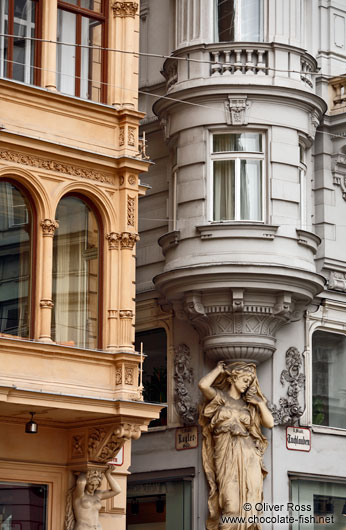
[0,0,40,84]
[57,0,105,102]
[212,132,264,222]
[0,180,32,338]
[216,0,264,42]
[312,330,346,430]
[52,196,99,349]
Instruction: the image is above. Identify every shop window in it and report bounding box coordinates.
[135,328,167,427]
[290,477,346,528]
[211,132,264,222]
[57,0,106,102]
[52,196,99,349]
[0,482,48,528]
[0,0,40,84]
[0,180,32,338]
[215,0,263,42]
[312,330,346,430]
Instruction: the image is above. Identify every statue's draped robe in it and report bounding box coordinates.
[201,390,267,530]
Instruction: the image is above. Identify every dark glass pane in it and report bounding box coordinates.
[80,0,102,12]
[0,482,48,529]
[0,181,31,338]
[52,196,99,349]
[217,0,235,42]
[135,329,167,426]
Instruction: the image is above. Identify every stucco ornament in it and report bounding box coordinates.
[199,361,273,530]
[268,347,305,425]
[174,344,198,424]
[65,466,121,530]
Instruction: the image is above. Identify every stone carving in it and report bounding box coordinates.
[71,435,85,458]
[199,361,273,530]
[174,344,198,425]
[115,367,122,385]
[161,59,178,90]
[119,176,125,186]
[65,466,121,530]
[88,428,107,458]
[225,96,250,126]
[106,232,121,250]
[125,367,134,385]
[112,1,138,17]
[119,232,140,249]
[128,127,136,146]
[119,310,133,319]
[40,298,54,308]
[268,347,305,426]
[328,270,346,291]
[332,153,346,200]
[128,175,136,185]
[108,309,118,319]
[127,196,135,227]
[0,150,113,183]
[309,110,320,140]
[119,127,125,146]
[41,219,59,236]
[88,423,141,463]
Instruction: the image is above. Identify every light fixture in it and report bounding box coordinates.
[25,412,38,434]
[342,500,346,516]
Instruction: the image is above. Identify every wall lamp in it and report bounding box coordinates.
[25,412,38,434]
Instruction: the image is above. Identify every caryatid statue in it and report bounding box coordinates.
[199,361,274,530]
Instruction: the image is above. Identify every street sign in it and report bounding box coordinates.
[286,426,311,452]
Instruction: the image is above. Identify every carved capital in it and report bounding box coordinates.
[106,232,121,250]
[41,219,59,236]
[88,423,141,463]
[119,232,140,249]
[112,1,138,17]
[268,347,305,426]
[40,298,54,308]
[119,310,134,319]
[174,344,198,425]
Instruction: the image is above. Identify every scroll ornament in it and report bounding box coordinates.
[174,344,198,425]
[268,347,305,425]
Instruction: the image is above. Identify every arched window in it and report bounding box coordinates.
[0,180,32,338]
[52,196,99,349]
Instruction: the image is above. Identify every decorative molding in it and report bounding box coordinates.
[106,232,121,250]
[128,175,136,185]
[328,270,346,291]
[332,153,346,200]
[0,150,113,183]
[309,110,320,140]
[88,423,141,463]
[161,59,178,90]
[119,310,134,319]
[225,96,250,126]
[125,367,134,385]
[71,435,85,458]
[108,309,118,319]
[112,1,138,17]
[40,298,54,308]
[41,219,59,236]
[127,195,135,227]
[158,230,180,256]
[268,347,305,426]
[115,367,122,385]
[128,127,136,146]
[119,231,140,249]
[174,344,198,425]
[119,127,125,146]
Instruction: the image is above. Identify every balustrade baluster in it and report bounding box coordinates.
[245,49,255,75]
[211,52,222,76]
[223,50,232,76]
[234,49,243,75]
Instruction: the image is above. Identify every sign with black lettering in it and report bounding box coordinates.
[175,426,198,451]
[286,427,311,452]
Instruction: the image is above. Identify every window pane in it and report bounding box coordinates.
[312,330,346,429]
[238,0,263,41]
[0,482,48,529]
[240,160,262,220]
[135,329,167,427]
[57,9,76,96]
[80,16,102,102]
[217,0,235,42]
[0,181,31,338]
[213,133,262,153]
[213,160,235,221]
[80,0,102,13]
[52,197,99,349]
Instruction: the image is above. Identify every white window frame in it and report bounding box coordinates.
[209,130,265,223]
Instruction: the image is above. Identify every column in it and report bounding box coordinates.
[40,0,58,90]
[38,219,59,342]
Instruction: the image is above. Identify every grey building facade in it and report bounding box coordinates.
[129,1,346,528]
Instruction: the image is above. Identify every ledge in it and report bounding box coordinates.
[158,230,180,255]
[197,223,279,240]
[296,229,321,254]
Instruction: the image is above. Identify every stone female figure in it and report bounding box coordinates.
[199,361,273,530]
[65,466,121,530]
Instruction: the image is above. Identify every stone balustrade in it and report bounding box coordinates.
[329,76,346,113]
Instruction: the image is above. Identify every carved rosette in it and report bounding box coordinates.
[41,219,59,236]
[268,347,305,425]
[71,435,85,458]
[88,423,141,463]
[112,1,138,17]
[174,344,198,425]
[119,232,140,250]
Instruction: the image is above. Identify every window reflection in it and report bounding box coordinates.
[0,181,31,338]
[52,196,99,349]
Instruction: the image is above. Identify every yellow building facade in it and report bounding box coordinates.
[0,1,160,528]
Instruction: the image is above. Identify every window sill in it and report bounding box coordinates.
[197,223,278,240]
[311,424,346,437]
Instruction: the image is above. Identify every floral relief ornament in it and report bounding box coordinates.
[112,2,138,17]
[174,344,198,425]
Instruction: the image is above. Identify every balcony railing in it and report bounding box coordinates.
[329,76,346,113]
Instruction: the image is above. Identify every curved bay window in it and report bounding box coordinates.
[57,0,106,102]
[0,180,32,338]
[52,196,99,349]
[0,0,40,84]
[216,0,263,42]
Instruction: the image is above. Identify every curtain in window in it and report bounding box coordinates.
[213,133,262,153]
[214,160,235,221]
[240,159,262,220]
[0,181,31,338]
[52,196,99,349]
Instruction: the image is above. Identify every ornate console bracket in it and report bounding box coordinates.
[174,344,198,425]
[332,153,346,200]
[87,423,141,463]
[268,347,305,425]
